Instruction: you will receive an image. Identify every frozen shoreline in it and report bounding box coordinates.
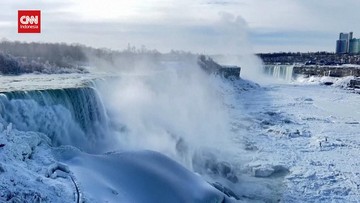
[231,83,360,201]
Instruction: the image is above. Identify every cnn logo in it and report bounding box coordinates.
[18,10,41,33]
[20,16,38,25]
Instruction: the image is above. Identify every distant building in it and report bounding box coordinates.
[339,32,353,40]
[336,40,347,54]
[336,32,352,54]
[336,32,360,54]
[349,38,360,54]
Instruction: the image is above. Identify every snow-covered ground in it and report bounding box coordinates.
[0,74,101,92]
[1,69,360,202]
[229,81,360,202]
[295,75,354,88]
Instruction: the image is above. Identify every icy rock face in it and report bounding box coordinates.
[192,151,239,183]
[197,55,241,79]
[0,123,74,202]
[252,166,275,178]
[211,182,240,200]
[251,164,289,178]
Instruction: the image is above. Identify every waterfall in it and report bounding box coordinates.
[263,65,294,81]
[0,87,111,152]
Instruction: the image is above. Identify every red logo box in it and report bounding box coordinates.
[18,10,41,33]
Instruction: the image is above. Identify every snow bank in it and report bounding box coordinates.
[0,120,236,202]
[54,148,234,203]
[0,123,74,202]
[295,75,355,88]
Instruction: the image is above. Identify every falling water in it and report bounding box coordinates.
[263,65,294,81]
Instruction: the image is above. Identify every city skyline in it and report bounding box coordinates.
[1,0,360,54]
[336,32,360,54]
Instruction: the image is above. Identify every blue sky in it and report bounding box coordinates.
[1,0,360,53]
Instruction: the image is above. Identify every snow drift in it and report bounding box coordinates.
[55,147,234,203]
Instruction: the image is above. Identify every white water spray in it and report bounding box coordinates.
[96,60,237,169]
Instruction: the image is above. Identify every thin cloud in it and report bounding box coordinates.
[0,0,359,53]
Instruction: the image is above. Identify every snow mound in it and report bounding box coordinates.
[0,120,236,203]
[54,148,235,203]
